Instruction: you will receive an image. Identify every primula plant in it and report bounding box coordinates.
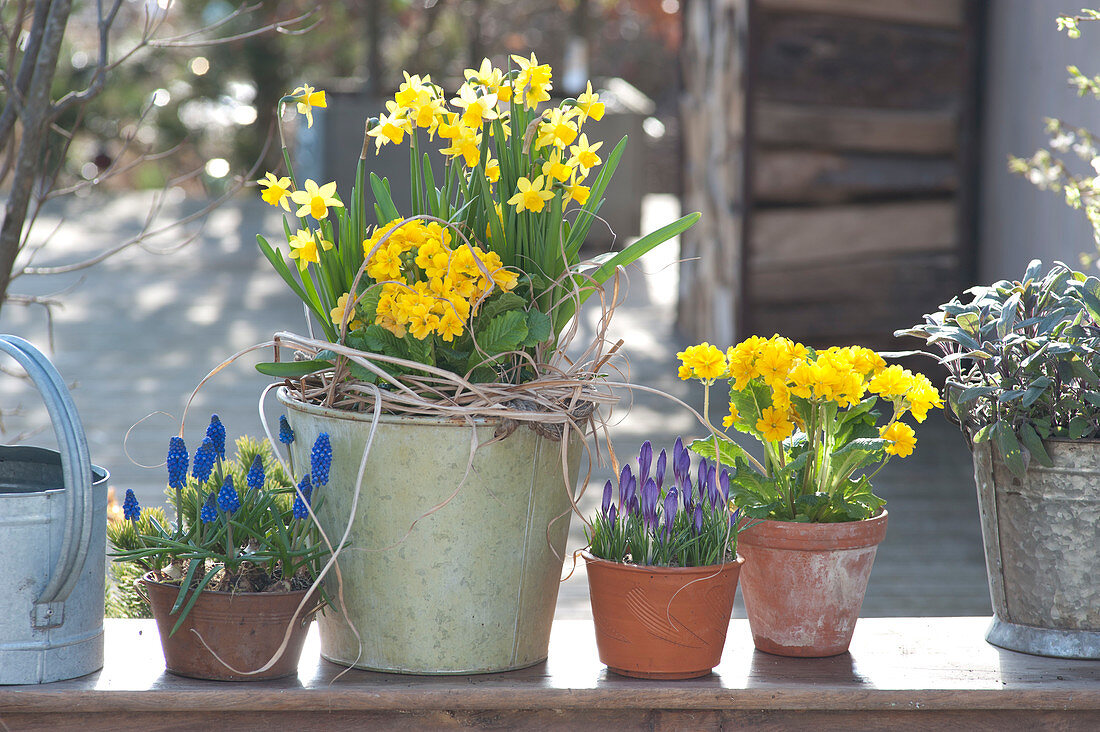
[898,260,1100,477]
[586,439,739,567]
[107,415,331,635]
[680,336,942,522]
[254,58,698,385]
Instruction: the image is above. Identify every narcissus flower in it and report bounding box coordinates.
[257,173,291,211]
[507,175,554,213]
[290,179,343,220]
[569,134,603,175]
[288,229,332,270]
[330,292,364,331]
[575,81,605,121]
[291,84,327,128]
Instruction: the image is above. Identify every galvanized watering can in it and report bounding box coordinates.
[0,335,109,684]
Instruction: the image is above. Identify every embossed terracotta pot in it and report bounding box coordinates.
[583,551,744,679]
[737,511,887,657]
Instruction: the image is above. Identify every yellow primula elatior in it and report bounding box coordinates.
[350,219,519,343]
[680,334,941,458]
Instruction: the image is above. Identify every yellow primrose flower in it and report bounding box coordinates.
[756,406,794,443]
[881,421,917,458]
[869,365,912,399]
[906,374,943,422]
[289,179,343,220]
[287,229,330,270]
[535,107,579,150]
[291,84,327,128]
[569,134,603,175]
[451,84,499,128]
[257,172,291,211]
[507,175,554,213]
[575,81,605,121]
[678,363,693,380]
[722,402,740,429]
[437,309,465,342]
[330,292,364,331]
[677,342,727,382]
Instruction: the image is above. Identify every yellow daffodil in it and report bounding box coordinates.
[291,84,327,128]
[565,176,590,206]
[512,52,552,109]
[451,84,499,128]
[394,72,433,108]
[535,107,579,150]
[289,179,343,220]
[507,175,554,213]
[257,172,291,211]
[440,125,482,168]
[287,229,331,270]
[569,134,603,175]
[881,421,917,457]
[485,157,501,183]
[541,151,572,183]
[575,81,605,122]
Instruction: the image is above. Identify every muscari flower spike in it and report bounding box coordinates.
[292,474,313,519]
[122,489,140,521]
[166,436,188,490]
[200,492,217,523]
[205,414,226,460]
[246,455,265,492]
[192,437,216,483]
[311,432,332,487]
[217,476,240,514]
[278,415,295,445]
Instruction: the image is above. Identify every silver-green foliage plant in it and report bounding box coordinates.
[897,260,1100,477]
[1010,9,1100,264]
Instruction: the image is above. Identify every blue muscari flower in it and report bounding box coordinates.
[217,476,240,514]
[278,415,295,444]
[601,479,613,518]
[200,492,217,523]
[246,455,265,491]
[205,414,226,460]
[122,489,140,521]
[166,437,188,490]
[292,474,313,519]
[311,433,332,487]
[192,437,216,483]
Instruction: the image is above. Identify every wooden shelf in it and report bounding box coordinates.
[3,618,1100,730]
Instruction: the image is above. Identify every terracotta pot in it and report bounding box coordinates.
[583,551,745,679]
[737,511,888,657]
[140,572,318,681]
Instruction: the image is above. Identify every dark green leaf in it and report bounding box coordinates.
[992,421,1026,478]
[255,359,332,378]
[1018,423,1054,468]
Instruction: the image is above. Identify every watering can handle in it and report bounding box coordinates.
[0,335,93,627]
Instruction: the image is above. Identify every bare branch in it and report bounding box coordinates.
[0,0,50,155]
[150,4,320,48]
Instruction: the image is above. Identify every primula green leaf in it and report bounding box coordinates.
[467,310,528,370]
[831,437,889,456]
[361,324,405,357]
[477,291,527,323]
[690,435,758,472]
[523,309,553,347]
[255,359,333,378]
[1018,422,1054,468]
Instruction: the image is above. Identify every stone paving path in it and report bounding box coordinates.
[0,193,991,619]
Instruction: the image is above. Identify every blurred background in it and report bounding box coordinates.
[4,0,1100,617]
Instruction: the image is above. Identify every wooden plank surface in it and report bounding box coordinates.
[749,201,956,268]
[3,618,1100,727]
[753,150,957,204]
[757,0,965,28]
[754,102,957,154]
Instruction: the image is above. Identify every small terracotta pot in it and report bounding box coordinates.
[737,511,888,657]
[140,572,318,681]
[583,551,745,679]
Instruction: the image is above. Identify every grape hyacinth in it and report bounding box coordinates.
[310,433,332,487]
[166,437,188,489]
[122,489,141,521]
[278,415,295,445]
[217,476,240,514]
[192,437,216,484]
[200,492,217,523]
[205,414,226,460]
[246,455,265,492]
[292,474,313,519]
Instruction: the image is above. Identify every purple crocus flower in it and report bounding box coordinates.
[696,459,709,507]
[637,440,653,485]
[618,464,635,514]
[607,504,618,527]
[719,469,731,505]
[640,477,659,530]
[654,449,667,490]
[663,486,678,538]
[694,502,704,534]
[707,465,719,507]
[601,479,613,518]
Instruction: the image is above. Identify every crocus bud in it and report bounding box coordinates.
[638,440,653,485]
[601,479,613,517]
[707,465,719,507]
[694,502,704,534]
[655,449,667,490]
[719,469,731,505]
[641,477,659,530]
[663,487,678,538]
[619,464,636,513]
[607,503,617,525]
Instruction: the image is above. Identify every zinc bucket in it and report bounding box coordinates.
[279,389,581,674]
[0,335,109,684]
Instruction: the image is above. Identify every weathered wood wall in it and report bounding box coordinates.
[679,0,981,351]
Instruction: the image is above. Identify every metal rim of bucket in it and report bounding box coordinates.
[0,335,94,623]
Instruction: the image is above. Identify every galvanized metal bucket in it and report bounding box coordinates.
[973,439,1100,658]
[279,389,581,674]
[0,335,109,684]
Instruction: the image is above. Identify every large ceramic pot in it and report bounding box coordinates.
[141,573,317,681]
[973,439,1100,658]
[279,389,582,674]
[583,552,744,679]
[737,511,888,657]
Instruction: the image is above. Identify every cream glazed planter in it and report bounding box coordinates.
[278,388,582,674]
